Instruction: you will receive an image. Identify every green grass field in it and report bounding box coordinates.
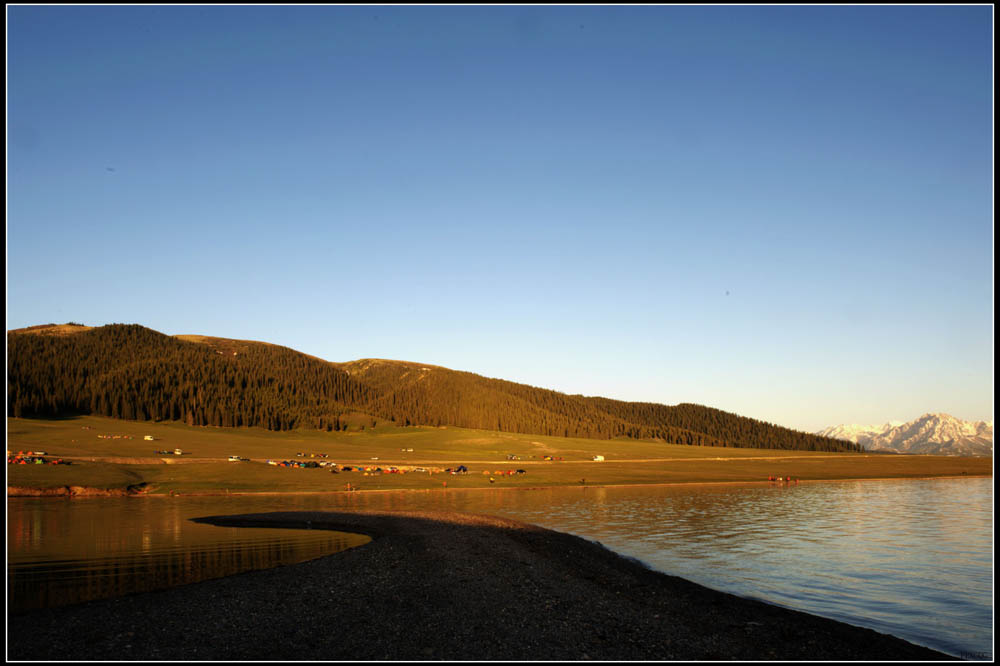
[7,415,992,495]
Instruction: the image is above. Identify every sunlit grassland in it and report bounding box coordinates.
[7,415,992,495]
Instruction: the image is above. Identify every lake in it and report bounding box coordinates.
[7,497,371,612]
[7,477,992,659]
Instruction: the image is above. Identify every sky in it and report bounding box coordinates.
[6,5,994,433]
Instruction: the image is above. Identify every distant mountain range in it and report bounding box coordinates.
[816,413,993,457]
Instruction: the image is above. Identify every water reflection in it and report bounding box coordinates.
[7,498,370,613]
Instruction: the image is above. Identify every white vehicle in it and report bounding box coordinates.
[592,455,605,462]
[228,455,249,462]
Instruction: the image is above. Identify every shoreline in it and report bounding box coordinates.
[7,473,991,497]
[7,509,956,661]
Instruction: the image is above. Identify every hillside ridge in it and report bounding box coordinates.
[8,322,862,453]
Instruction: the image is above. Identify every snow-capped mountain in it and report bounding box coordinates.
[815,421,905,446]
[817,413,993,456]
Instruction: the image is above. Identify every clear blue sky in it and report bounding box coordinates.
[7,5,994,432]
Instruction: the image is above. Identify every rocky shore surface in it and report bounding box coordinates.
[7,509,953,661]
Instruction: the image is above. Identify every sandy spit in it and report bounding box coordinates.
[7,509,953,661]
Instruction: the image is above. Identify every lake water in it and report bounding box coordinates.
[7,496,371,612]
[6,477,992,659]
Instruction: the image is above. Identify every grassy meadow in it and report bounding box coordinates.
[7,415,992,495]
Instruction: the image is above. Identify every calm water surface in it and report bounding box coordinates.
[7,478,992,659]
[7,496,370,612]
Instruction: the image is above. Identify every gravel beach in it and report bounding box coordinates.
[7,509,953,661]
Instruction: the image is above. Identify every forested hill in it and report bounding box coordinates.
[7,323,862,453]
[8,324,373,431]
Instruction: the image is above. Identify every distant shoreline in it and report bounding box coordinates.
[7,473,990,498]
[9,414,991,498]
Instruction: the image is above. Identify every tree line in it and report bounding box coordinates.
[345,359,861,452]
